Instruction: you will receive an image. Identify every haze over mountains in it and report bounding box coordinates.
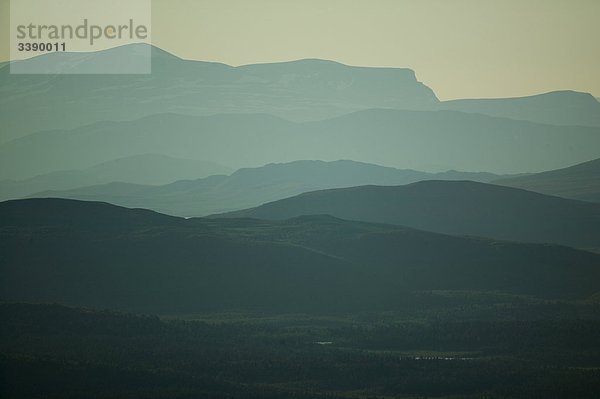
[27,160,505,216]
[495,157,600,202]
[0,154,231,201]
[1,44,599,309]
[2,198,599,313]
[223,180,600,253]
[2,109,600,182]
[439,90,600,127]
[2,44,600,194]
[0,44,438,142]
[3,22,600,399]
[3,44,600,399]
[3,44,600,146]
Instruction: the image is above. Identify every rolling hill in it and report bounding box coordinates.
[494,158,600,202]
[1,198,599,313]
[28,160,505,216]
[220,180,600,252]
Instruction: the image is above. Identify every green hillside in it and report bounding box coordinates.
[222,180,600,252]
[1,198,599,314]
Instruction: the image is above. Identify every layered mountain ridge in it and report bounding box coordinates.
[220,180,600,252]
[2,198,599,313]
[3,43,600,147]
[24,160,505,216]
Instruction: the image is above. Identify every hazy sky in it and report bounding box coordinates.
[1,0,599,100]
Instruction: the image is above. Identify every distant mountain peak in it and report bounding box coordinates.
[439,90,600,127]
[238,57,418,75]
[531,90,598,103]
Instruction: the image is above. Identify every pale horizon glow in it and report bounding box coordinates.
[1,0,599,100]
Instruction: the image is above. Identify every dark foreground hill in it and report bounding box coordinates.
[29,160,505,216]
[494,157,600,202]
[221,180,600,252]
[1,198,599,313]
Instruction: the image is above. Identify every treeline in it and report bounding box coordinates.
[1,303,600,398]
[333,320,600,362]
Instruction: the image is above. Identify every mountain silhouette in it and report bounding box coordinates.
[0,154,231,200]
[220,180,600,252]
[0,44,437,142]
[28,160,505,216]
[439,90,600,127]
[494,158,600,202]
[2,110,600,181]
[3,44,600,145]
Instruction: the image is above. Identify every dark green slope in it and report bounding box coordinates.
[494,157,600,202]
[28,160,505,217]
[221,180,600,252]
[0,201,363,313]
[225,214,600,299]
[0,197,179,229]
[1,198,599,313]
